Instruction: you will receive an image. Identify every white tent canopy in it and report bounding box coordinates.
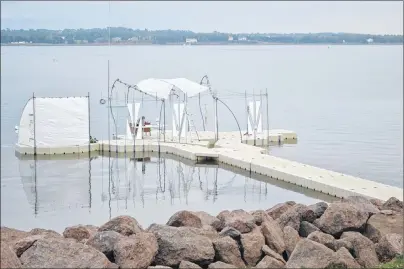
[136,78,209,100]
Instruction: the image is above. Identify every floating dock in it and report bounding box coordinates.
[91,130,402,202]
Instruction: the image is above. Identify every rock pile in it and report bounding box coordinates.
[1,196,403,268]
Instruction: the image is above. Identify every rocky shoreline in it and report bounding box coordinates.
[1,196,403,268]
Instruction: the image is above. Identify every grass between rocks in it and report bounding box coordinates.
[379,255,404,268]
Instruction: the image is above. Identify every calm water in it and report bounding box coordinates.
[1,45,402,231]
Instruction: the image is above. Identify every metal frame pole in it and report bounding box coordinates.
[266,88,269,146]
[88,92,91,155]
[163,100,166,142]
[107,60,111,153]
[245,90,248,143]
[32,92,37,155]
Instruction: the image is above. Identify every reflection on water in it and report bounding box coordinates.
[4,152,336,232]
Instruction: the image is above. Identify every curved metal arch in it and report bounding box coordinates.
[216,97,243,143]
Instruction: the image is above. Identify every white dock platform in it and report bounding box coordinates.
[96,138,402,202]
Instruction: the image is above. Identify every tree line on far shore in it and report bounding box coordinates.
[1,27,403,44]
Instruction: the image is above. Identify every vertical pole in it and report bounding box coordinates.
[107,60,111,153]
[32,92,37,155]
[88,92,91,155]
[245,90,248,144]
[253,89,256,146]
[163,100,166,142]
[178,94,181,143]
[259,89,263,146]
[266,88,269,146]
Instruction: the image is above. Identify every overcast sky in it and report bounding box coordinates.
[1,1,403,34]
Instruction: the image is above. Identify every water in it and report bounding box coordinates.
[1,45,402,231]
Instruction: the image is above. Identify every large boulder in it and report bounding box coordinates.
[63,225,98,242]
[262,245,286,264]
[212,236,245,268]
[250,210,273,225]
[299,221,320,237]
[19,237,113,268]
[0,227,29,244]
[208,261,236,268]
[98,215,143,236]
[283,226,300,258]
[255,256,285,268]
[382,197,403,213]
[193,211,223,231]
[266,201,296,220]
[277,204,315,231]
[331,247,361,268]
[286,239,335,268]
[167,211,203,228]
[219,227,241,240]
[1,243,21,268]
[114,232,158,269]
[240,227,265,266]
[148,224,215,267]
[28,228,62,238]
[370,198,384,210]
[375,233,403,263]
[364,212,404,243]
[308,202,328,218]
[307,231,335,250]
[86,231,123,262]
[260,220,285,254]
[340,231,379,268]
[179,261,202,269]
[12,235,43,257]
[342,196,380,215]
[217,209,256,234]
[316,201,369,236]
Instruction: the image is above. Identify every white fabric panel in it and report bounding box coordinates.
[172,103,187,138]
[136,78,209,100]
[17,98,35,147]
[33,97,89,147]
[247,101,263,134]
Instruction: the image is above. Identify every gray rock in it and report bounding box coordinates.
[12,235,43,257]
[19,237,113,268]
[260,219,285,254]
[331,247,361,268]
[382,197,403,213]
[114,232,158,269]
[316,201,369,236]
[369,198,384,210]
[213,236,245,268]
[217,209,256,234]
[286,239,335,268]
[0,227,29,244]
[240,227,265,266]
[98,215,143,236]
[343,196,380,215]
[208,261,237,268]
[63,225,97,242]
[266,201,296,220]
[277,204,315,231]
[262,245,286,264]
[375,233,403,263]
[340,231,380,268]
[364,212,404,243]
[193,211,223,231]
[299,221,320,237]
[1,242,21,268]
[250,210,273,225]
[179,260,202,269]
[86,231,123,262]
[308,202,328,218]
[283,226,300,258]
[255,256,285,268]
[219,226,241,240]
[307,231,335,250]
[167,211,203,228]
[148,224,215,267]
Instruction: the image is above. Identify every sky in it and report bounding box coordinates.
[1,1,403,35]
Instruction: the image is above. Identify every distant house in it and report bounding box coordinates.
[185,38,198,44]
[239,36,247,41]
[366,38,374,43]
[128,36,139,42]
[112,37,122,43]
[228,36,234,41]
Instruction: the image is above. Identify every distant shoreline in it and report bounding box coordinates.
[1,42,402,47]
